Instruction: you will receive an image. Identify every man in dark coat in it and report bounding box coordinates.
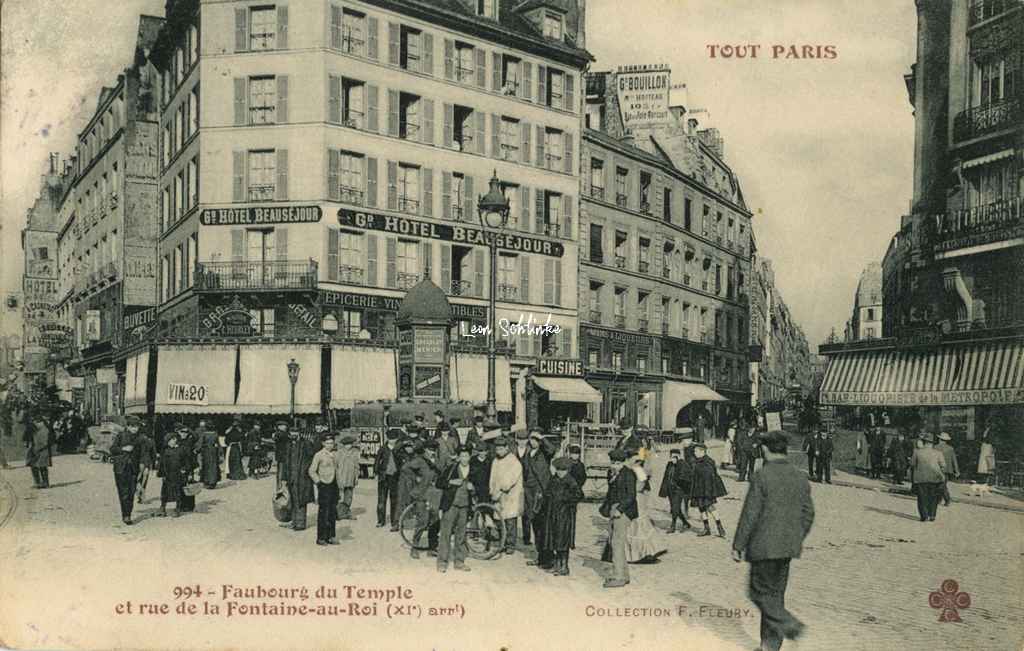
[110,420,141,524]
[467,442,492,502]
[24,417,53,489]
[814,429,834,484]
[936,432,959,506]
[198,425,221,489]
[246,421,266,477]
[406,441,441,558]
[224,415,247,481]
[566,444,587,491]
[801,432,817,480]
[375,429,403,530]
[283,426,317,531]
[460,416,486,451]
[396,439,420,517]
[600,448,637,588]
[868,428,886,479]
[157,433,188,517]
[888,432,909,484]
[523,430,555,569]
[690,443,728,538]
[544,456,584,576]
[659,448,692,532]
[135,422,157,503]
[736,427,758,481]
[733,431,814,651]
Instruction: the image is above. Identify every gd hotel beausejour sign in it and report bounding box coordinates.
[338,209,565,257]
[200,205,323,226]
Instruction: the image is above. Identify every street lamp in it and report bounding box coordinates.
[477,171,510,421]
[286,357,300,426]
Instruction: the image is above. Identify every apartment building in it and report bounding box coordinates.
[141,0,591,419]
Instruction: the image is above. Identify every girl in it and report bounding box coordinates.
[689,442,728,538]
[625,455,668,562]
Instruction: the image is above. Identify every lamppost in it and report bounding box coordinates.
[477,171,510,422]
[286,357,300,426]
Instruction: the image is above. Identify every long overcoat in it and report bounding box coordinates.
[489,453,524,519]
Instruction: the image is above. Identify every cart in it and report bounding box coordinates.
[560,421,621,494]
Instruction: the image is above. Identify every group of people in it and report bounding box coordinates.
[802,428,835,483]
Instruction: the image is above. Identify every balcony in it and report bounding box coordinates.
[497,284,518,301]
[614,315,626,328]
[545,154,563,170]
[338,186,364,206]
[544,223,561,237]
[953,94,1023,143]
[338,265,364,285]
[450,279,472,296]
[933,196,1024,254]
[249,106,276,125]
[453,135,473,151]
[397,197,420,215]
[638,319,649,333]
[195,260,318,291]
[501,81,519,96]
[589,310,601,323]
[397,272,420,290]
[969,0,1023,25]
[342,110,364,130]
[684,273,692,286]
[450,206,466,222]
[614,255,627,269]
[615,193,628,208]
[638,260,649,273]
[590,186,605,201]
[248,184,276,202]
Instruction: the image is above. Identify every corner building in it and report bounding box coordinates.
[141,0,591,422]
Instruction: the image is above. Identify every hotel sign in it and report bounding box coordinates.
[820,389,1024,407]
[200,205,322,226]
[338,209,564,257]
[535,358,584,377]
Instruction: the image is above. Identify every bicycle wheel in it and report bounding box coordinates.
[465,503,506,560]
[399,503,431,550]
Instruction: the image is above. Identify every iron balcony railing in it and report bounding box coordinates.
[450,279,472,296]
[248,184,276,201]
[397,272,420,290]
[338,265,364,285]
[500,143,519,161]
[662,266,671,279]
[546,153,563,169]
[969,0,1023,25]
[453,134,473,150]
[640,201,651,215]
[456,65,475,83]
[250,32,276,50]
[638,319,649,332]
[544,223,561,237]
[339,186,364,205]
[589,310,601,323]
[343,110,364,129]
[498,284,519,301]
[501,81,519,96]
[934,196,1024,247]
[450,205,465,221]
[953,93,1024,142]
[399,121,420,140]
[590,186,605,200]
[249,106,276,125]
[341,35,365,55]
[195,260,318,290]
[398,197,420,214]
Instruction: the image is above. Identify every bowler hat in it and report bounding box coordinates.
[552,457,572,471]
[608,449,628,462]
[275,419,289,427]
[423,440,439,451]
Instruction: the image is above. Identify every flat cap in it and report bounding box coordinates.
[608,449,628,462]
[552,457,573,470]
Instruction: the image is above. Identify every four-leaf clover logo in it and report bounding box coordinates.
[929,579,971,622]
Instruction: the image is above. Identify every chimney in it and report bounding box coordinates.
[575,0,586,49]
[687,118,698,135]
[49,153,60,174]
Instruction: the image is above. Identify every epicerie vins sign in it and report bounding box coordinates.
[200,206,323,226]
[167,383,209,406]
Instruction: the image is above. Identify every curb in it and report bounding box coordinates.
[0,477,17,530]
[827,476,1024,514]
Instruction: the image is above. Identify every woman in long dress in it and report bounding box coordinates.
[625,456,668,563]
[976,426,996,485]
[855,428,872,475]
[224,418,247,481]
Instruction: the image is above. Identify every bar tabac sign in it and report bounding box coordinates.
[339,209,564,257]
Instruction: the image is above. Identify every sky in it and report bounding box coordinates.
[1,0,917,349]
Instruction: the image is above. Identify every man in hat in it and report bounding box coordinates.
[523,429,555,569]
[736,426,758,482]
[273,420,290,485]
[400,418,425,452]
[375,428,403,529]
[935,432,959,506]
[431,410,448,441]
[489,436,524,555]
[308,432,340,545]
[335,433,362,520]
[815,428,833,484]
[468,441,492,503]
[463,415,486,449]
[601,448,637,588]
[566,445,587,491]
[134,417,157,504]
[733,430,814,651]
[868,427,887,480]
[801,430,817,482]
[246,420,266,478]
[910,433,946,522]
[545,456,584,576]
[435,418,458,470]
[284,424,317,531]
[659,448,692,533]
[406,440,441,558]
[396,438,420,518]
[435,445,475,572]
[110,417,141,524]
[410,414,427,437]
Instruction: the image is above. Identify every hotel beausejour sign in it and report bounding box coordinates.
[200,205,322,226]
[535,358,584,377]
[338,209,564,257]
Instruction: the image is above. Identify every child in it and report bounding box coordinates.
[545,457,584,576]
[689,442,728,538]
[566,445,588,490]
[157,434,188,518]
[658,448,692,533]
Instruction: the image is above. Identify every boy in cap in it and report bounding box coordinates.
[335,433,362,520]
[435,446,474,572]
[600,448,637,588]
[658,448,692,533]
[489,436,524,555]
[308,432,340,545]
[375,429,403,529]
[133,416,156,504]
[545,457,585,576]
[690,442,728,538]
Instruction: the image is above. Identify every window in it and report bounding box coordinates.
[249,76,276,124]
[455,42,474,82]
[341,9,366,55]
[187,158,198,208]
[500,117,519,160]
[175,47,184,85]
[162,125,171,167]
[638,237,650,273]
[637,292,649,331]
[702,204,711,235]
[613,287,626,325]
[401,26,422,72]
[189,87,199,133]
[865,327,876,339]
[548,68,564,109]
[248,150,276,201]
[590,158,605,199]
[589,224,603,264]
[247,229,275,263]
[501,55,520,95]
[588,348,600,367]
[395,240,419,288]
[501,182,519,229]
[588,281,602,320]
[639,171,652,214]
[715,263,722,295]
[111,163,119,197]
[338,231,364,283]
[338,152,364,204]
[174,172,184,220]
[543,191,562,236]
[162,188,170,231]
[611,350,623,370]
[497,254,517,299]
[615,167,628,207]
[663,188,672,222]
[867,308,875,321]
[452,105,474,150]
[340,310,362,336]
[342,80,365,128]
[250,309,275,337]
[399,92,420,140]
[451,173,467,220]
[477,0,496,19]
[249,6,277,50]
[161,256,170,302]
[975,55,1020,107]
[397,164,420,214]
[544,128,563,170]
[614,231,628,268]
[543,12,562,40]
[172,246,182,296]
[637,356,647,373]
[175,105,185,150]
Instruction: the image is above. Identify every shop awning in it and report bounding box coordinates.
[961,149,1015,170]
[819,339,1024,406]
[661,380,728,428]
[155,345,238,413]
[534,376,602,404]
[237,345,321,413]
[123,350,150,414]
[330,347,398,409]
[451,355,512,411]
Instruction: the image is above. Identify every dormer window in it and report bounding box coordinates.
[543,12,563,40]
[477,0,497,19]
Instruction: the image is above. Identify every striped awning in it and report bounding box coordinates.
[819,339,1024,406]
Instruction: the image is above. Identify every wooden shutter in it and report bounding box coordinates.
[543,259,554,304]
[562,194,573,239]
[366,234,378,285]
[421,99,434,145]
[330,5,342,49]
[653,175,663,217]
[441,244,452,293]
[421,241,432,279]
[366,84,379,132]
[534,188,545,233]
[490,114,501,160]
[520,121,531,164]
[443,103,453,148]
[234,8,248,52]
[463,175,474,225]
[232,151,245,201]
[537,64,547,106]
[563,133,573,175]
[276,227,288,261]
[443,39,454,80]
[520,61,532,101]
[535,125,545,167]
[327,228,339,281]
[328,149,340,200]
[473,249,484,298]
[328,75,341,124]
[422,33,434,76]
[565,73,575,113]
[387,23,400,66]
[554,258,562,305]
[231,229,245,263]
[367,17,379,59]
[519,256,530,304]
[653,292,663,332]
[276,75,289,123]
[366,157,378,207]
[442,172,452,220]
[276,6,288,49]
[385,237,397,288]
[386,160,398,210]
[560,326,572,358]
[520,186,530,232]
[233,78,247,126]
[492,52,502,91]
[475,48,486,87]
[276,149,288,200]
[387,90,399,137]
[422,167,433,217]
[475,111,486,156]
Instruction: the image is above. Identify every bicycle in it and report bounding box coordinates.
[399,501,506,560]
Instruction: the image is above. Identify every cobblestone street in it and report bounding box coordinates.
[1,452,1021,650]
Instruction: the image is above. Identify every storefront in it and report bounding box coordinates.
[527,358,601,430]
[661,380,728,430]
